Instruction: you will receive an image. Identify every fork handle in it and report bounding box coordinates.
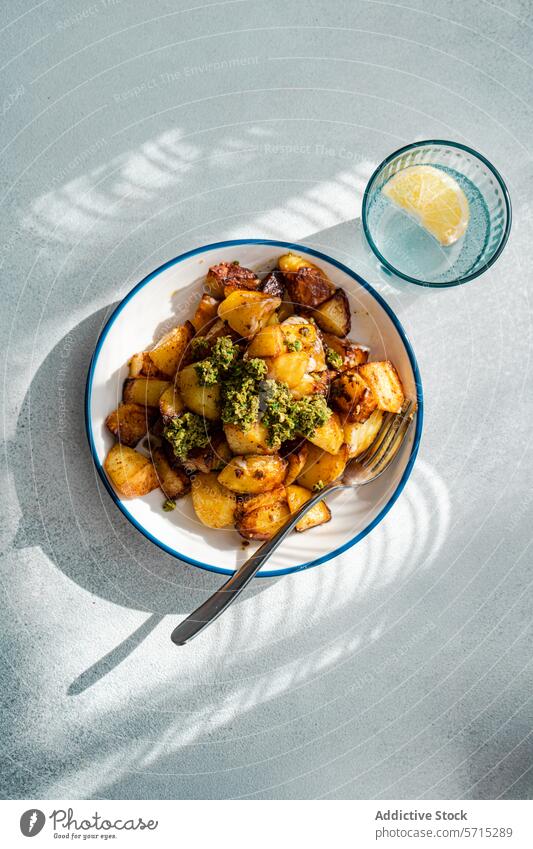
[171,483,345,645]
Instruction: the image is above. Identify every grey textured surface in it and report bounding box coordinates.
[1,0,532,800]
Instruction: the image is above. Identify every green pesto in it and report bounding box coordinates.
[292,395,330,437]
[190,337,210,358]
[260,381,331,446]
[163,412,211,459]
[162,498,176,511]
[312,480,325,492]
[286,338,302,352]
[326,346,343,370]
[194,336,239,386]
[220,357,267,432]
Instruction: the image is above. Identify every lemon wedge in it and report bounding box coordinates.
[383,165,469,246]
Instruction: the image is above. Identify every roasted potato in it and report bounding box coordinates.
[278,252,325,277]
[179,364,221,420]
[237,500,290,540]
[181,435,232,474]
[331,370,377,423]
[261,269,285,298]
[296,443,348,490]
[206,262,260,299]
[105,403,156,447]
[358,360,405,413]
[218,454,287,494]
[123,377,171,408]
[305,411,344,455]
[192,294,220,333]
[284,442,309,485]
[104,444,159,497]
[159,384,185,420]
[148,324,193,377]
[280,316,318,349]
[224,421,280,455]
[191,472,237,528]
[128,351,166,378]
[265,350,309,389]
[236,485,287,517]
[152,448,190,499]
[285,266,336,309]
[218,290,281,338]
[286,484,331,532]
[314,288,351,336]
[323,333,369,370]
[246,324,285,358]
[343,409,384,459]
[290,371,329,400]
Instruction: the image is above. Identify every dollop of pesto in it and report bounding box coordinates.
[163,412,211,459]
[190,337,210,358]
[221,357,267,431]
[162,498,176,511]
[326,346,343,370]
[194,336,239,386]
[260,381,331,445]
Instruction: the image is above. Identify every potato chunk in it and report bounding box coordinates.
[236,485,287,516]
[105,403,155,447]
[159,384,185,420]
[261,269,285,298]
[152,448,190,499]
[322,333,369,370]
[206,262,260,298]
[285,266,336,309]
[191,472,237,528]
[314,289,351,336]
[358,361,405,413]
[305,411,344,455]
[265,351,309,389]
[179,364,221,420]
[192,294,220,333]
[181,435,232,474]
[286,484,331,532]
[148,324,193,377]
[123,378,171,408]
[284,443,309,485]
[246,324,285,358]
[343,409,384,459]
[331,370,377,423]
[224,421,280,455]
[296,443,348,490]
[218,455,287,493]
[104,444,159,498]
[218,290,281,338]
[237,501,290,540]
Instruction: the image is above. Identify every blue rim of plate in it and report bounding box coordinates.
[85,238,424,578]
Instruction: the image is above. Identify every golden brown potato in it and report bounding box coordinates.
[123,377,171,408]
[159,384,185,420]
[289,371,329,400]
[152,448,191,499]
[206,262,260,298]
[284,443,309,485]
[179,364,221,420]
[343,409,384,459]
[246,325,285,358]
[265,350,309,389]
[105,403,155,448]
[237,501,291,540]
[278,252,324,276]
[280,316,318,349]
[148,324,193,377]
[286,484,331,532]
[224,421,280,455]
[277,298,294,322]
[285,266,336,309]
[104,444,159,498]
[305,411,344,455]
[236,485,287,516]
[331,370,377,423]
[218,290,281,338]
[181,435,232,474]
[358,360,405,413]
[192,294,220,333]
[191,472,237,528]
[296,443,348,490]
[322,333,369,370]
[314,289,351,336]
[218,455,287,494]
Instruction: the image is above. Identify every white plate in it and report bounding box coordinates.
[85,239,423,577]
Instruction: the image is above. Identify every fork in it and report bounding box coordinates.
[171,400,416,645]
